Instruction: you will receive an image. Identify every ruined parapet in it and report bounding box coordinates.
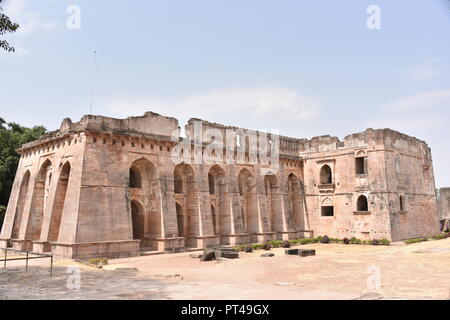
[299,128,432,160]
[18,112,181,153]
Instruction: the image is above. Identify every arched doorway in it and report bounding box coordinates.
[288,173,305,230]
[131,200,144,241]
[11,170,30,239]
[176,202,185,237]
[264,174,280,232]
[237,168,257,234]
[129,158,161,247]
[48,162,71,242]
[208,165,228,235]
[26,160,52,240]
[174,164,198,237]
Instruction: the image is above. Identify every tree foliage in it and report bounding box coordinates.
[0,118,46,228]
[0,0,19,52]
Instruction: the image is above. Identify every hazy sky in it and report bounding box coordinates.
[1,0,449,187]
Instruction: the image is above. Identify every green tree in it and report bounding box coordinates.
[0,0,19,52]
[0,118,46,228]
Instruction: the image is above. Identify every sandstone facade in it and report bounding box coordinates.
[438,188,450,230]
[0,112,441,258]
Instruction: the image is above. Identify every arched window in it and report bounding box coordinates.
[357,195,369,212]
[399,195,405,212]
[320,165,333,184]
[129,167,141,188]
[321,197,334,216]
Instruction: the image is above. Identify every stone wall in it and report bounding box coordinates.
[0,113,441,258]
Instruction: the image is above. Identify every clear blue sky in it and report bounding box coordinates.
[1,0,449,187]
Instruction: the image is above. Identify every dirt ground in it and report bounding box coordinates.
[1,238,450,300]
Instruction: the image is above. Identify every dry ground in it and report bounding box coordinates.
[1,238,450,300]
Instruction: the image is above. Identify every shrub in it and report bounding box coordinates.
[349,237,362,245]
[289,239,300,245]
[404,238,424,244]
[282,240,291,248]
[343,237,350,245]
[88,258,108,265]
[263,243,272,251]
[252,243,264,250]
[320,235,330,244]
[244,245,253,253]
[268,240,283,248]
[378,238,391,246]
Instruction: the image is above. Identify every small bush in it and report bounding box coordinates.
[263,243,272,251]
[404,238,424,244]
[268,240,283,248]
[349,237,362,245]
[88,258,108,265]
[289,239,300,245]
[244,245,253,253]
[282,240,291,248]
[343,237,350,245]
[320,235,330,244]
[252,243,264,250]
[378,238,391,246]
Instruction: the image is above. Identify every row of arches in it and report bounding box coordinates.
[128,158,305,247]
[11,160,72,245]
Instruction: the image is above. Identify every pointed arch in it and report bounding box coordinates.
[237,168,257,234]
[264,174,280,232]
[287,173,305,230]
[129,158,161,247]
[174,164,198,236]
[11,170,31,239]
[26,159,52,240]
[48,161,71,242]
[357,195,369,212]
[208,165,228,235]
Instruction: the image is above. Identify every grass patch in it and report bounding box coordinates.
[404,233,450,244]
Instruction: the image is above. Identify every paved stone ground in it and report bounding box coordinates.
[2,238,450,300]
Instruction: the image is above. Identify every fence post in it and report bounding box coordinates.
[25,252,29,272]
[3,249,6,268]
[50,255,53,278]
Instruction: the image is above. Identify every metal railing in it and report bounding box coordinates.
[1,248,53,277]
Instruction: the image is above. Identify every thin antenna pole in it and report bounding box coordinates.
[89,51,97,114]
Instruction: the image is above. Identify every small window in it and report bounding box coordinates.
[357,195,369,212]
[320,165,333,184]
[321,206,334,217]
[355,157,366,175]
